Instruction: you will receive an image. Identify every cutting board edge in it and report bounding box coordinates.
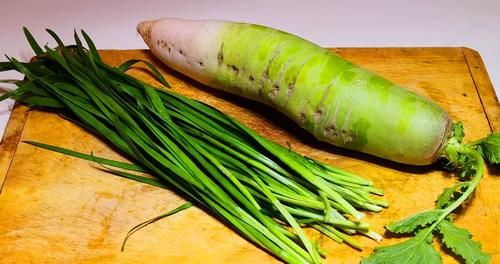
[0,103,29,193]
[461,47,500,132]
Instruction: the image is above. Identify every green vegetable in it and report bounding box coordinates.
[471,132,500,165]
[385,210,443,234]
[137,18,451,166]
[137,18,498,263]
[361,228,442,264]
[121,202,193,251]
[438,220,491,264]
[363,127,492,264]
[0,28,389,263]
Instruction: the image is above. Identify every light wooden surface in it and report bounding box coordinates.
[0,48,498,263]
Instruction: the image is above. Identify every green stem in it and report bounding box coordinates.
[422,144,485,240]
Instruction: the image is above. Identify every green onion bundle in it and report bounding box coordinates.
[0,29,387,263]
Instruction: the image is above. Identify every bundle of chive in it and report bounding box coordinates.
[0,29,387,263]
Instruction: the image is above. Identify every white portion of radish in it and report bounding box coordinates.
[137,18,225,86]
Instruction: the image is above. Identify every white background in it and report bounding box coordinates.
[1,0,498,139]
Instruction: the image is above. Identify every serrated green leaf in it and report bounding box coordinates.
[439,220,491,264]
[362,229,441,264]
[457,152,477,180]
[386,209,442,234]
[435,182,469,209]
[476,133,500,165]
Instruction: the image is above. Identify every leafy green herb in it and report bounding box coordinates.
[474,133,500,165]
[121,202,193,251]
[435,182,469,209]
[23,140,147,172]
[438,220,491,264]
[361,228,441,264]
[386,210,442,234]
[364,136,492,263]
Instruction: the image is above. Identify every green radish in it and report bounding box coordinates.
[137,18,452,166]
[137,18,498,264]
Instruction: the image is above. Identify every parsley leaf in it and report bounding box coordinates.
[476,132,500,165]
[365,141,490,264]
[438,220,491,264]
[386,210,442,234]
[361,229,441,264]
[435,182,469,209]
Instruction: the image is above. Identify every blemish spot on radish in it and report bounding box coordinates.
[198,61,204,67]
[217,43,224,65]
[269,85,279,101]
[228,65,239,74]
[231,65,240,74]
[257,71,269,95]
[298,112,307,125]
[340,128,353,143]
[313,110,323,122]
[287,83,294,97]
[325,125,338,139]
[257,79,265,95]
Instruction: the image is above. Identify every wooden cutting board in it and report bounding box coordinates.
[0,48,498,263]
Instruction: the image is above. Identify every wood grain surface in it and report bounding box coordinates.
[0,48,498,263]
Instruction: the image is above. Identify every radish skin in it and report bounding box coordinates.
[137,18,452,165]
